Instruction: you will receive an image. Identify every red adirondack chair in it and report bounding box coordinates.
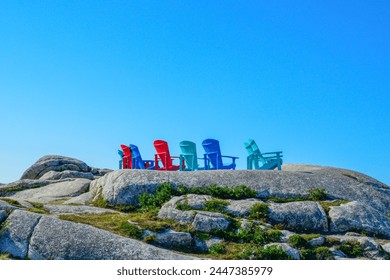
[153,140,181,171]
[120,144,132,169]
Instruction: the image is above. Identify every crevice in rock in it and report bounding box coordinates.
[26,215,42,259]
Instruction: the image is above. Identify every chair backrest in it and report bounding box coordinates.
[130,144,145,169]
[120,144,132,157]
[179,140,198,170]
[120,144,132,169]
[117,150,124,169]
[153,140,173,169]
[202,138,223,169]
[245,139,267,165]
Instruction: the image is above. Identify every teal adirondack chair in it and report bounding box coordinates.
[179,140,207,171]
[202,139,238,170]
[244,139,283,170]
[118,150,124,169]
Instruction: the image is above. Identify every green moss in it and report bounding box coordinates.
[386,214,390,218]
[288,234,308,248]
[337,240,363,257]
[0,198,23,207]
[209,243,227,255]
[26,201,49,214]
[0,252,13,260]
[237,245,292,260]
[91,187,109,208]
[181,184,257,200]
[249,203,269,220]
[300,247,334,260]
[267,196,308,203]
[204,198,229,212]
[308,188,327,201]
[319,200,350,214]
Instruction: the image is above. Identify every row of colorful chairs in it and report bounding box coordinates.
[118,139,283,171]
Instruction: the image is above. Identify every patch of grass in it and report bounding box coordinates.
[300,247,334,260]
[183,184,257,200]
[308,188,327,201]
[204,198,230,213]
[267,196,308,203]
[237,245,292,260]
[209,243,227,255]
[0,252,12,260]
[386,214,390,218]
[176,196,192,211]
[0,198,23,207]
[118,220,143,239]
[249,203,269,220]
[288,234,308,248]
[91,187,109,208]
[319,200,350,214]
[139,183,177,212]
[27,201,49,214]
[336,240,363,257]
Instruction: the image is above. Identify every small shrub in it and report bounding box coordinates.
[337,240,363,257]
[143,234,157,243]
[209,244,227,255]
[249,203,269,220]
[204,199,229,212]
[308,188,327,201]
[176,200,192,211]
[92,187,109,208]
[118,221,143,239]
[288,234,308,248]
[260,245,291,260]
[300,247,334,260]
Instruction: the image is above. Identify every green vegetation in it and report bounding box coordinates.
[209,243,227,255]
[237,244,292,260]
[319,200,350,214]
[27,201,49,214]
[308,188,327,201]
[0,198,23,207]
[249,203,269,220]
[268,196,307,203]
[176,196,192,211]
[288,234,308,248]
[300,246,334,260]
[386,214,390,218]
[179,184,257,200]
[0,252,12,260]
[336,240,363,257]
[204,198,229,213]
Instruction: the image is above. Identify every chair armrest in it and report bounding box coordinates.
[262,152,283,156]
[221,155,239,159]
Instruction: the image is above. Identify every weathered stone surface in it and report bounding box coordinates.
[43,205,119,215]
[144,229,193,249]
[268,201,328,232]
[382,243,390,255]
[9,179,91,203]
[195,237,223,252]
[330,247,348,259]
[63,192,94,205]
[329,201,390,237]
[0,179,55,194]
[158,196,196,224]
[192,212,230,233]
[279,230,296,242]
[28,215,197,260]
[0,210,6,223]
[90,167,390,213]
[0,200,19,211]
[264,243,300,260]
[224,199,263,217]
[21,155,91,180]
[90,170,169,206]
[40,170,94,181]
[308,236,326,247]
[186,194,212,210]
[0,210,41,258]
[90,168,113,177]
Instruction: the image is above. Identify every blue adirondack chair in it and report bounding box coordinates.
[202,139,238,170]
[118,150,124,169]
[244,139,283,170]
[179,140,207,171]
[129,144,155,170]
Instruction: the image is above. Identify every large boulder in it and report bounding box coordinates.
[21,155,91,180]
[0,210,42,258]
[0,210,198,260]
[329,201,390,238]
[28,214,198,260]
[268,201,329,232]
[9,179,91,203]
[89,167,390,213]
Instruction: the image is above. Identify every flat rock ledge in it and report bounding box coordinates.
[0,210,198,260]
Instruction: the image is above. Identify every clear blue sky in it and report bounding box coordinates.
[0,1,389,184]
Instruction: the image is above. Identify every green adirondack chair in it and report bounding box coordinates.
[244,139,283,170]
[179,140,207,171]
